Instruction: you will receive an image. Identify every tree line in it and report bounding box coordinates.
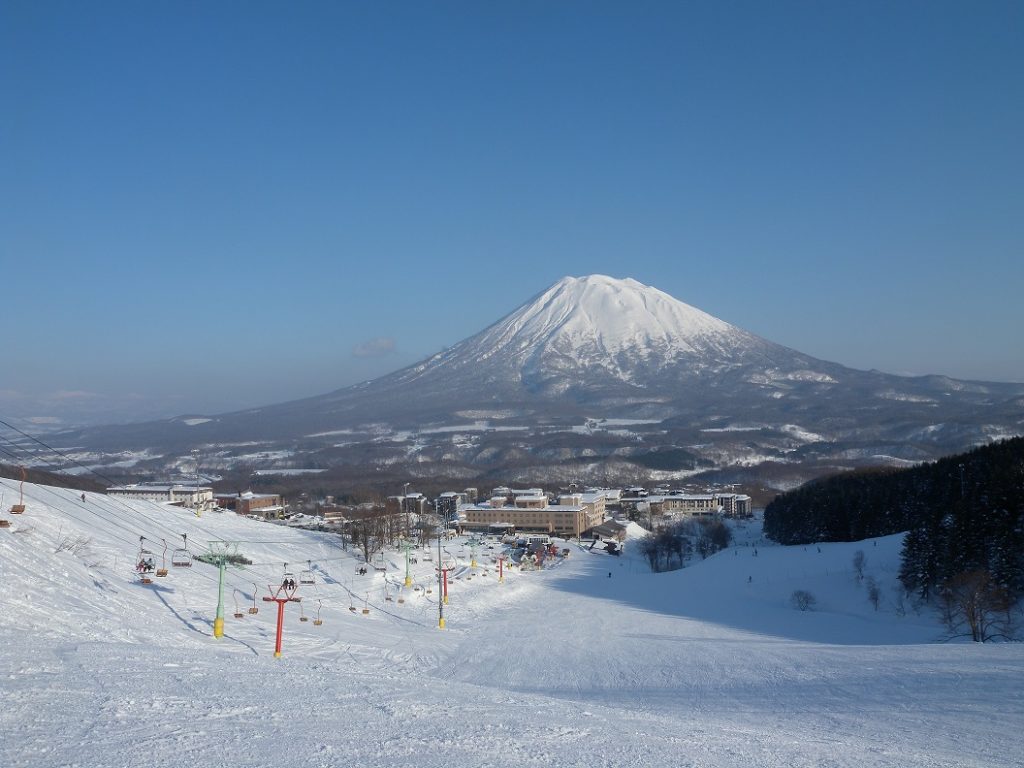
[763,437,1024,611]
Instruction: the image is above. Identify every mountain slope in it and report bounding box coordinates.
[3,475,1023,768]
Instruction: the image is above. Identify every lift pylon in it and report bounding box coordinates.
[262,576,301,658]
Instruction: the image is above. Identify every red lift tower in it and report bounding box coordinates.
[262,577,301,658]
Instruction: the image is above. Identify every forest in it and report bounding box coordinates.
[764,438,1024,602]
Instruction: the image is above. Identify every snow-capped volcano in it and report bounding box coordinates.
[390,274,804,396]
[454,274,764,367]
[53,275,1024,484]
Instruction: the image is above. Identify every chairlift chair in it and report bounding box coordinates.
[299,560,315,586]
[171,533,192,568]
[8,466,26,514]
[280,563,297,592]
[348,591,357,612]
[233,590,245,619]
[10,468,27,514]
[313,600,324,626]
[247,583,260,615]
[361,593,370,615]
[299,602,309,622]
[156,540,169,578]
[136,536,155,584]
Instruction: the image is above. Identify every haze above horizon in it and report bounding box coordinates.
[3,2,1022,426]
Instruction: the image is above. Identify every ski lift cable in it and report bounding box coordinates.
[0,418,398,575]
[0,442,231,592]
[0,418,227,546]
[0,449,297,609]
[0,442,251,593]
[0,419,429,628]
[0,427,226,557]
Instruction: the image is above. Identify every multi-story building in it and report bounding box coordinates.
[435,492,466,525]
[648,493,717,516]
[461,489,605,537]
[645,491,752,518]
[108,483,214,510]
[716,493,752,517]
[215,491,286,519]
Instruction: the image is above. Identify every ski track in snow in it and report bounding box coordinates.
[1,476,1022,767]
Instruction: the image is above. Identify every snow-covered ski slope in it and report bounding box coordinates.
[2,477,1022,768]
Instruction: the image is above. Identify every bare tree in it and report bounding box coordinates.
[852,550,866,582]
[866,576,881,611]
[350,508,387,564]
[791,590,817,611]
[418,522,437,549]
[940,570,1014,643]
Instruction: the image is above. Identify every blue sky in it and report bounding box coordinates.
[2,1,1022,424]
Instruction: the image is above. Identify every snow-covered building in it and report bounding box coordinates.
[716,493,752,517]
[215,491,286,519]
[107,483,214,510]
[645,492,752,518]
[461,491,605,537]
[646,494,718,518]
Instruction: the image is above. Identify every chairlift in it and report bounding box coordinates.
[247,583,260,615]
[156,540,169,578]
[299,602,309,622]
[233,590,245,619]
[281,563,297,591]
[361,593,370,616]
[136,536,155,584]
[299,560,315,586]
[171,533,192,568]
[10,467,26,514]
[313,600,323,626]
[384,584,393,603]
[348,590,357,612]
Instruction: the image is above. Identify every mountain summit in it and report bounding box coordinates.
[448,274,764,368]
[56,275,1024,485]
[386,274,807,399]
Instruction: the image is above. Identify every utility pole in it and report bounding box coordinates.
[192,448,202,518]
[402,482,410,538]
[403,539,413,587]
[437,532,445,629]
[208,540,239,638]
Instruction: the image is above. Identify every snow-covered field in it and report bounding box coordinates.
[1,476,1022,768]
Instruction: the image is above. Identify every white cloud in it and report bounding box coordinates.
[353,337,397,358]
